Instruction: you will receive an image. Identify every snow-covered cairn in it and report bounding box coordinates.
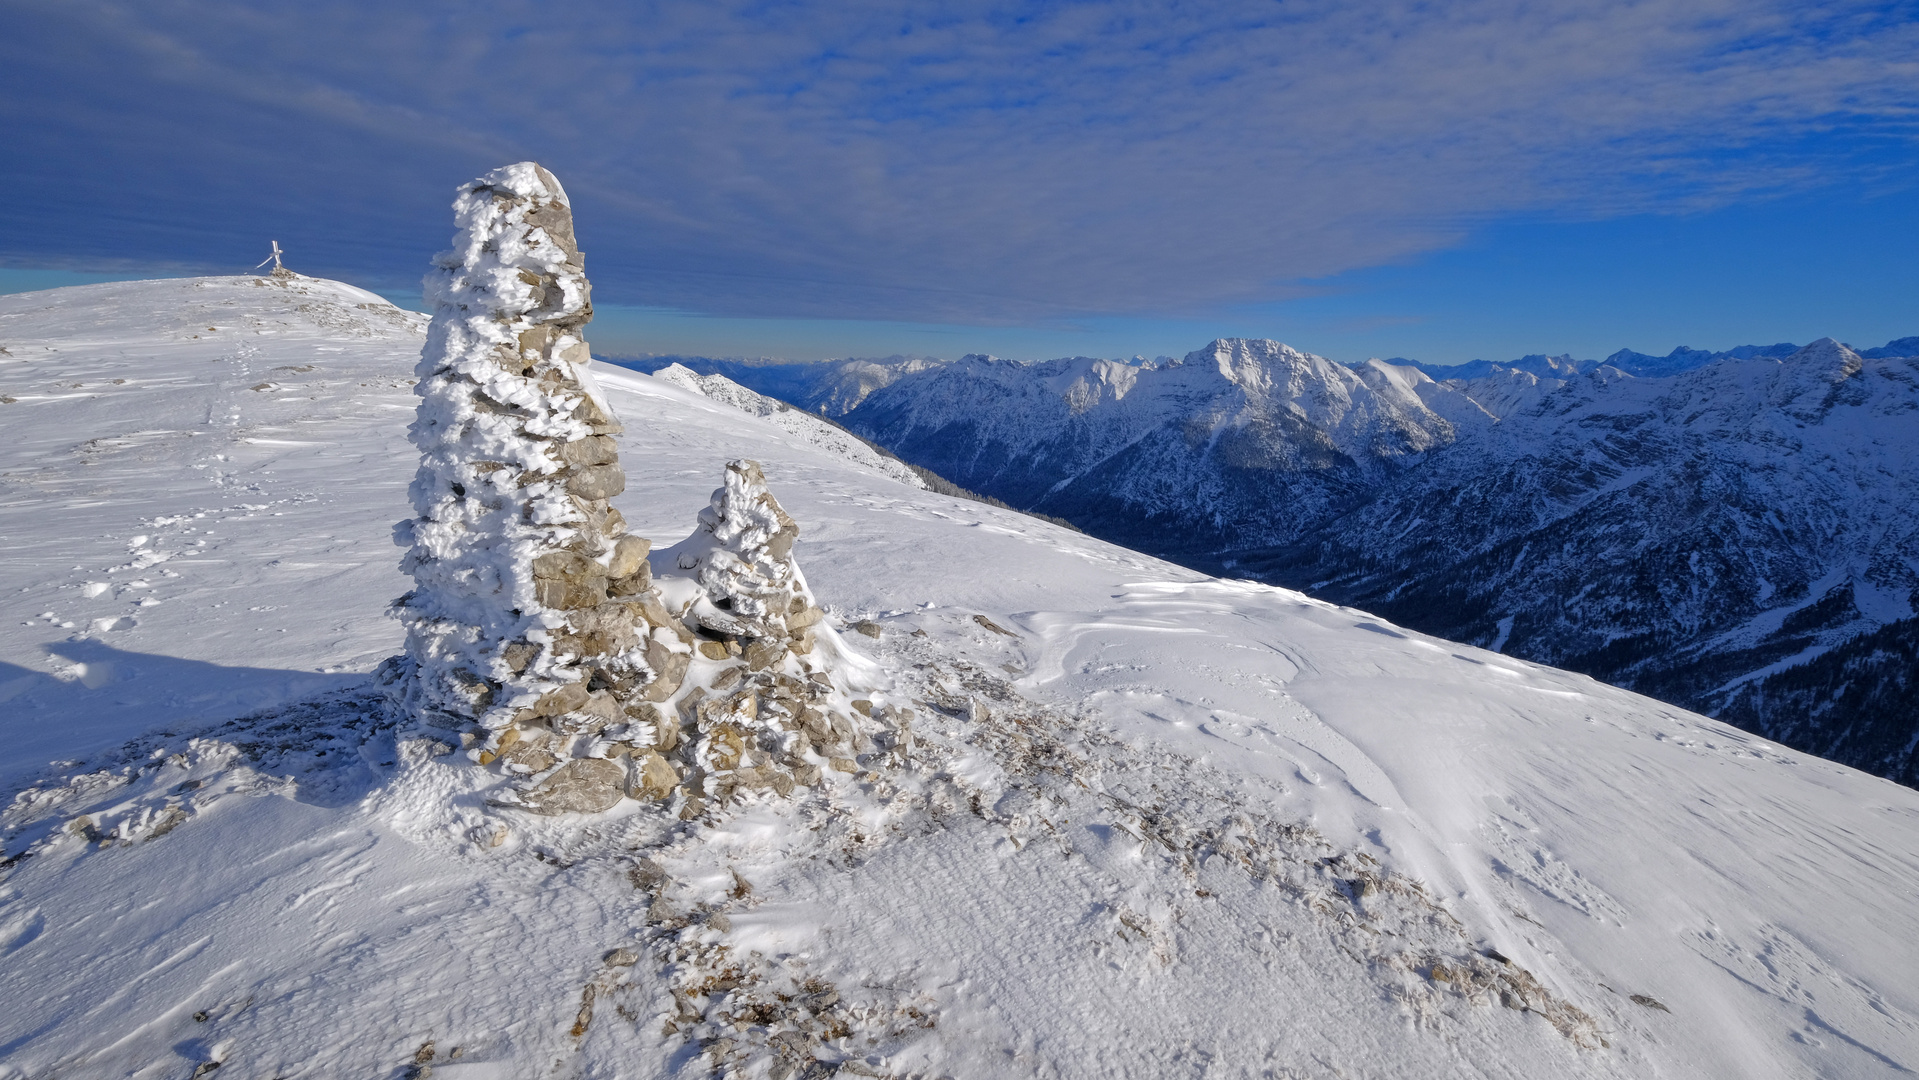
[394,162,874,816]
[662,460,870,805]
[395,162,671,805]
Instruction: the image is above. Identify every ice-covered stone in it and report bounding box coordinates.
[519,757,626,815]
[682,460,814,641]
[396,236,881,811]
[393,161,676,793]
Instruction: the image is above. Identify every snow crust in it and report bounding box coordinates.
[0,278,1916,1078]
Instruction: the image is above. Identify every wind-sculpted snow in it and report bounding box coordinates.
[2,281,1918,1077]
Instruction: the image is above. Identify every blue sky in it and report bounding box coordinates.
[3,0,1916,364]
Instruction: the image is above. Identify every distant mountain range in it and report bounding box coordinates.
[612,335,1919,787]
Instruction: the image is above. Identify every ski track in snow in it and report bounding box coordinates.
[0,278,1914,1078]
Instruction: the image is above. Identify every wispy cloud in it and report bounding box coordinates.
[4,0,1916,323]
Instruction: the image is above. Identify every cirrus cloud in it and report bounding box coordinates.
[2,0,1915,323]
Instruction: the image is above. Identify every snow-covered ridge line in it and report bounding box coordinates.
[649,362,927,490]
[614,331,1919,409]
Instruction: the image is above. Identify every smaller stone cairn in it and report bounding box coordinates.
[661,459,872,812]
[393,161,877,818]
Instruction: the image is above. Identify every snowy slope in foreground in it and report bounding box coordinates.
[0,278,1915,1079]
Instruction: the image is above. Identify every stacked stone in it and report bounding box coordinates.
[667,460,871,811]
[395,162,692,809]
[397,163,877,818]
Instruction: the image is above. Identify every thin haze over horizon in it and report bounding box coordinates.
[2,1,1916,364]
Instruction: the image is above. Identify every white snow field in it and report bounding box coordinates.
[1,276,1916,1079]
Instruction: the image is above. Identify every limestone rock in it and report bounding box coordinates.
[606,561,652,598]
[608,535,652,578]
[640,640,691,701]
[560,435,619,468]
[629,751,679,801]
[520,757,626,815]
[530,682,590,718]
[744,637,785,671]
[701,725,746,772]
[567,464,626,500]
[498,739,557,775]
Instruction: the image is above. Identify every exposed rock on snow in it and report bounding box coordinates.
[659,459,873,810]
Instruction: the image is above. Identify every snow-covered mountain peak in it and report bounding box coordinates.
[1518,353,1587,378]
[1761,337,1871,419]
[1167,338,1464,447]
[1183,337,1334,394]
[1356,355,1437,391]
[1026,355,1143,412]
[1785,335,1864,375]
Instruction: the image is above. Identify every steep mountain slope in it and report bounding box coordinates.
[658,337,1919,786]
[3,279,1917,1078]
[1248,340,1919,784]
[1718,615,1919,785]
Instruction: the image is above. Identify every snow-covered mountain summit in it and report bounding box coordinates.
[1,280,1917,1077]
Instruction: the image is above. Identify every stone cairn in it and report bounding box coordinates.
[665,459,872,813]
[394,162,875,816]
